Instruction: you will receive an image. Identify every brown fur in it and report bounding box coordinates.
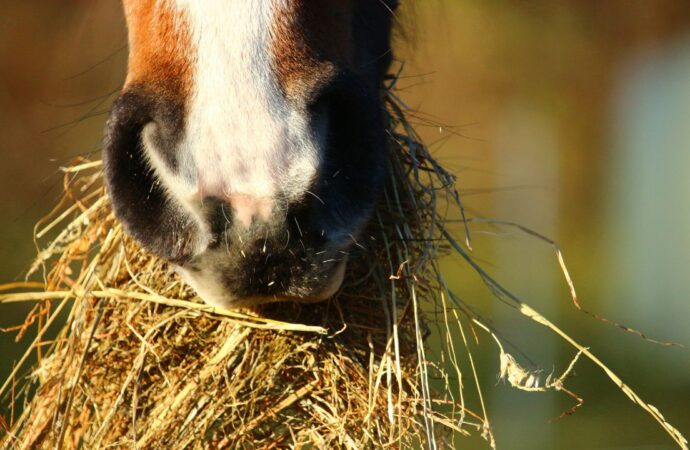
[122,0,194,101]
[271,0,355,103]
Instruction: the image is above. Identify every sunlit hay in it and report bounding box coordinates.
[1,77,688,450]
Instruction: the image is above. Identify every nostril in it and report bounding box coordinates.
[103,90,202,263]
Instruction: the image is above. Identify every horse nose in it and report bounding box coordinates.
[224,194,274,228]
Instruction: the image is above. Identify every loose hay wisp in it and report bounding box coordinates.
[0,80,687,449]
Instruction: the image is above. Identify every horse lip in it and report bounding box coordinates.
[226,256,349,309]
[180,255,349,310]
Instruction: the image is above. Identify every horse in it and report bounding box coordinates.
[103,0,399,308]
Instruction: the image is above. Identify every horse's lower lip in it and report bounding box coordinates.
[184,256,349,310]
[232,258,348,308]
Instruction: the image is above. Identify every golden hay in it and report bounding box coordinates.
[1,85,687,449]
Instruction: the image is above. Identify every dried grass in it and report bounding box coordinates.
[0,78,687,449]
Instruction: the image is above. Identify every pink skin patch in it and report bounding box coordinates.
[225,194,273,229]
[195,170,274,228]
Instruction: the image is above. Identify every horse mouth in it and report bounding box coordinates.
[224,258,347,309]
[177,255,349,310]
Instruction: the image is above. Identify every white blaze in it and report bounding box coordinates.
[146,0,320,236]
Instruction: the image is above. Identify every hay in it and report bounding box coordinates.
[1,80,688,449]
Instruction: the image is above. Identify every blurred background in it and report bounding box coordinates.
[1,1,689,448]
